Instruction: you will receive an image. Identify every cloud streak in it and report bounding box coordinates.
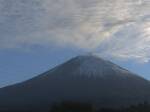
[0,0,150,62]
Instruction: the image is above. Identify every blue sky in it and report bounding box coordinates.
[0,0,150,87]
[0,47,150,88]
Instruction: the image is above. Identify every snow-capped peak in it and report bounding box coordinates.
[70,55,131,77]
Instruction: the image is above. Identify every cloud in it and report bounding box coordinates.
[0,0,150,62]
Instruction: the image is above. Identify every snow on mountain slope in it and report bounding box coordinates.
[39,55,138,79]
[0,55,150,111]
[72,55,131,77]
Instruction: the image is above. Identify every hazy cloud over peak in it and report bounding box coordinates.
[0,0,150,62]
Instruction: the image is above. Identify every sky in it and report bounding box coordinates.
[0,0,150,87]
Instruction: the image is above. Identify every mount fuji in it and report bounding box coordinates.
[0,55,150,111]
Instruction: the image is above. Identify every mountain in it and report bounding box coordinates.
[0,55,150,111]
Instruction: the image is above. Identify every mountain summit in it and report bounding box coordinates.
[0,55,150,111]
[54,55,132,77]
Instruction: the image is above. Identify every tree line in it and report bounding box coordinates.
[50,101,150,112]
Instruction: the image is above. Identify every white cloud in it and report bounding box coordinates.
[0,0,150,62]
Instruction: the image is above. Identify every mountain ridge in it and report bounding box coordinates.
[0,55,150,111]
[1,55,149,89]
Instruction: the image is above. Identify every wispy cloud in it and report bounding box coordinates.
[0,0,150,62]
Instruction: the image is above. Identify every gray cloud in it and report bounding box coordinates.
[0,0,150,62]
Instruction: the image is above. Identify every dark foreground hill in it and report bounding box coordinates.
[0,55,150,112]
